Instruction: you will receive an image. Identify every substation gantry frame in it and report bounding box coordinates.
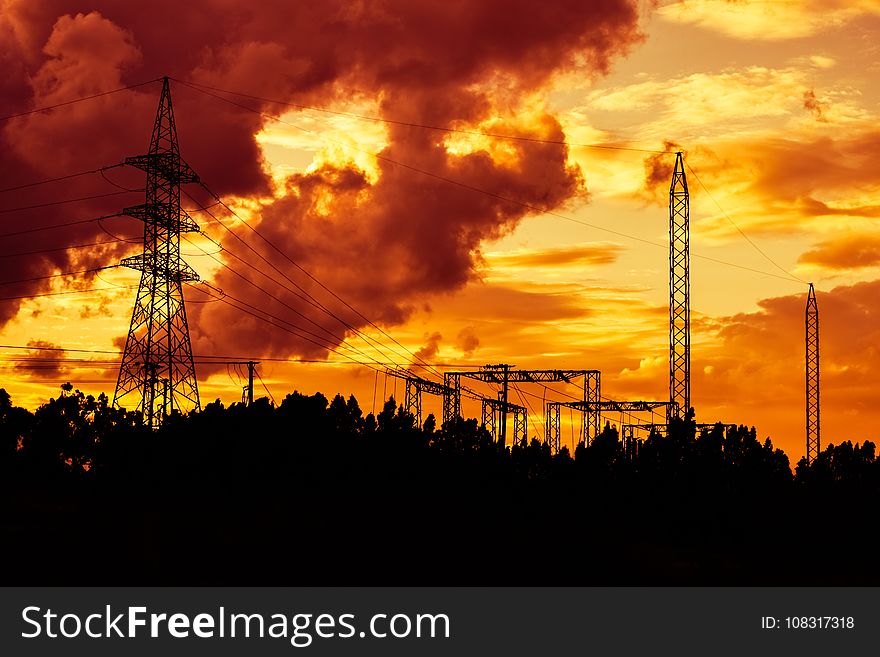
[385,369,452,427]
[442,365,601,447]
[385,368,535,444]
[546,400,677,453]
[481,395,528,445]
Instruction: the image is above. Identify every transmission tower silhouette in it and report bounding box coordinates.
[805,283,820,464]
[113,77,201,428]
[669,151,690,417]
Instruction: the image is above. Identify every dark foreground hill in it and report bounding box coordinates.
[1,385,878,585]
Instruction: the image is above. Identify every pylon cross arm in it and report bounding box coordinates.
[125,153,200,184]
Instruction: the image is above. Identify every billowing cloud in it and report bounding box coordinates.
[0,0,645,361]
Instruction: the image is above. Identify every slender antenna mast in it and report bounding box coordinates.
[806,283,820,464]
[669,152,690,417]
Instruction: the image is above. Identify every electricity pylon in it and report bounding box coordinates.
[669,151,690,417]
[114,77,201,428]
[806,283,820,464]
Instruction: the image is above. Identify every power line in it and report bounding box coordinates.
[0,212,124,238]
[0,78,162,123]
[12,379,119,385]
[683,159,808,284]
[2,358,118,365]
[0,265,117,287]
[95,217,141,244]
[180,231,398,368]
[189,275,391,367]
[173,77,670,155]
[511,382,542,441]
[180,234,396,366]
[0,345,117,355]
[254,369,276,405]
[190,185,448,381]
[514,377,648,428]
[180,221,367,349]
[169,82,523,382]
[186,283,392,373]
[0,283,136,303]
[0,342,485,368]
[99,167,141,193]
[93,269,134,289]
[0,163,126,194]
[184,195,648,422]
[0,189,140,215]
[0,237,132,259]
[199,184,452,381]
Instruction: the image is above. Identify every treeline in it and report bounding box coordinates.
[1,384,878,585]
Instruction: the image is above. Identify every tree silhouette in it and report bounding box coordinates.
[3,383,879,585]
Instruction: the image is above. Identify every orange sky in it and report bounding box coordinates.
[2,0,880,462]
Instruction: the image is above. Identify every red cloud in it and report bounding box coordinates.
[746,133,880,210]
[0,1,645,360]
[799,234,880,270]
[641,140,683,201]
[412,332,443,366]
[455,327,480,357]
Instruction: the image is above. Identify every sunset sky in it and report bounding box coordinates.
[1,0,879,461]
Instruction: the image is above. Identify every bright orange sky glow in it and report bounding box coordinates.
[1,0,880,463]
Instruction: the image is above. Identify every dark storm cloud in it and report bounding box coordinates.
[0,0,645,358]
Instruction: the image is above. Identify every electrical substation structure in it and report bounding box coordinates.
[482,396,529,445]
[386,369,452,427]
[442,365,601,446]
[546,400,677,453]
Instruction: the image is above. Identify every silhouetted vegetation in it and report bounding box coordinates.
[2,385,878,584]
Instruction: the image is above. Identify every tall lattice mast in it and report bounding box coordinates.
[114,77,201,428]
[805,283,820,464]
[669,151,690,417]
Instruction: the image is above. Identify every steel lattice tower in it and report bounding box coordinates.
[669,151,690,417]
[806,283,820,464]
[114,77,201,428]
